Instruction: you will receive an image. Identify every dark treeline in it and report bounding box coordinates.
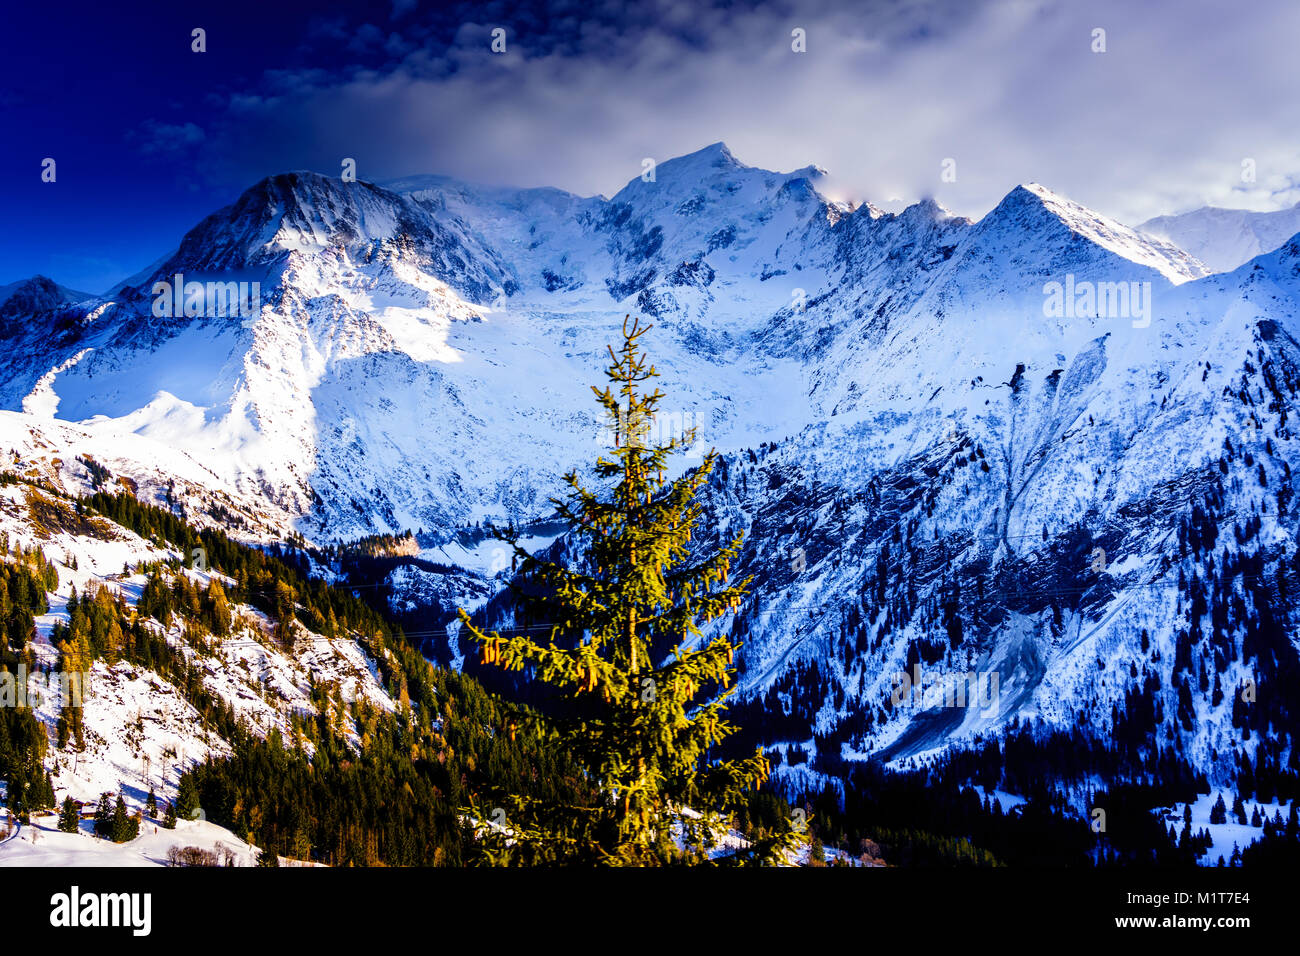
[0,705,54,821]
[778,726,1193,867]
[184,666,594,865]
[85,490,394,646]
[0,529,60,819]
[0,531,57,664]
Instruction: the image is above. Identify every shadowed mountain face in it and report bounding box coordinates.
[3,144,1299,786]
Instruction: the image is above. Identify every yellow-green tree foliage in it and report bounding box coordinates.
[459,317,799,865]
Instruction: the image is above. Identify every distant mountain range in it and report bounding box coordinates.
[2,143,1298,826]
[1140,202,1300,273]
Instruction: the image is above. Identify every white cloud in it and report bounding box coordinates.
[205,0,1300,224]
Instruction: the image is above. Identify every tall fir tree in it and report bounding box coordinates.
[93,792,112,838]
[36,771,55,811]
[458,316,799,865]
[1210,792,1227,824]
[57,796,79,833]
[110,794,138,843]
[175,774,199,821]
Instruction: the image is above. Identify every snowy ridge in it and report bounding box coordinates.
[2,142,1300,807]
[1141,201,1300,274]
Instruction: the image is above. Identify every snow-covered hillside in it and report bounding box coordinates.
[0,475,395,865]
[0,813,270,867]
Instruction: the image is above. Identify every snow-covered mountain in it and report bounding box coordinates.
[3,142,1299,813]
[1140,202,1300,274]
[0,276,95,319]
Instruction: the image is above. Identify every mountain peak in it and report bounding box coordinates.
[982,183,1208,283]
[679,141,741,166]
[983,182,1085,232]
[148,169,414,280]
[0,274,93,317]
[1002,181,1063,206]
[641,142,746,184]
[903,196,955,221]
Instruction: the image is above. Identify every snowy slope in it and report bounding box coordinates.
[2,143,1299,802]
[1140,202,1300,274]
[0,478,395,833]
[0,814,270,867]
[680,227,1300,784]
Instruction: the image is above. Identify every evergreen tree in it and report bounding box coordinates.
[146,787,157,817]
[256,846,281,867]
[205,578,232,636]
[809,835,827,866]
[3,771,25,822]
[93,792,112,838]
[1233,792,1247,824]
[110,794,138,843]
[175,774,199,821]
[457,318,798,865]
[1210,792,1227,824]
[162,801,177,829]
[57,796,79,833]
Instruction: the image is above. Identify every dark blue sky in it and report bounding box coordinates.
[1,0,478,292]
[3,0,1297,293]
